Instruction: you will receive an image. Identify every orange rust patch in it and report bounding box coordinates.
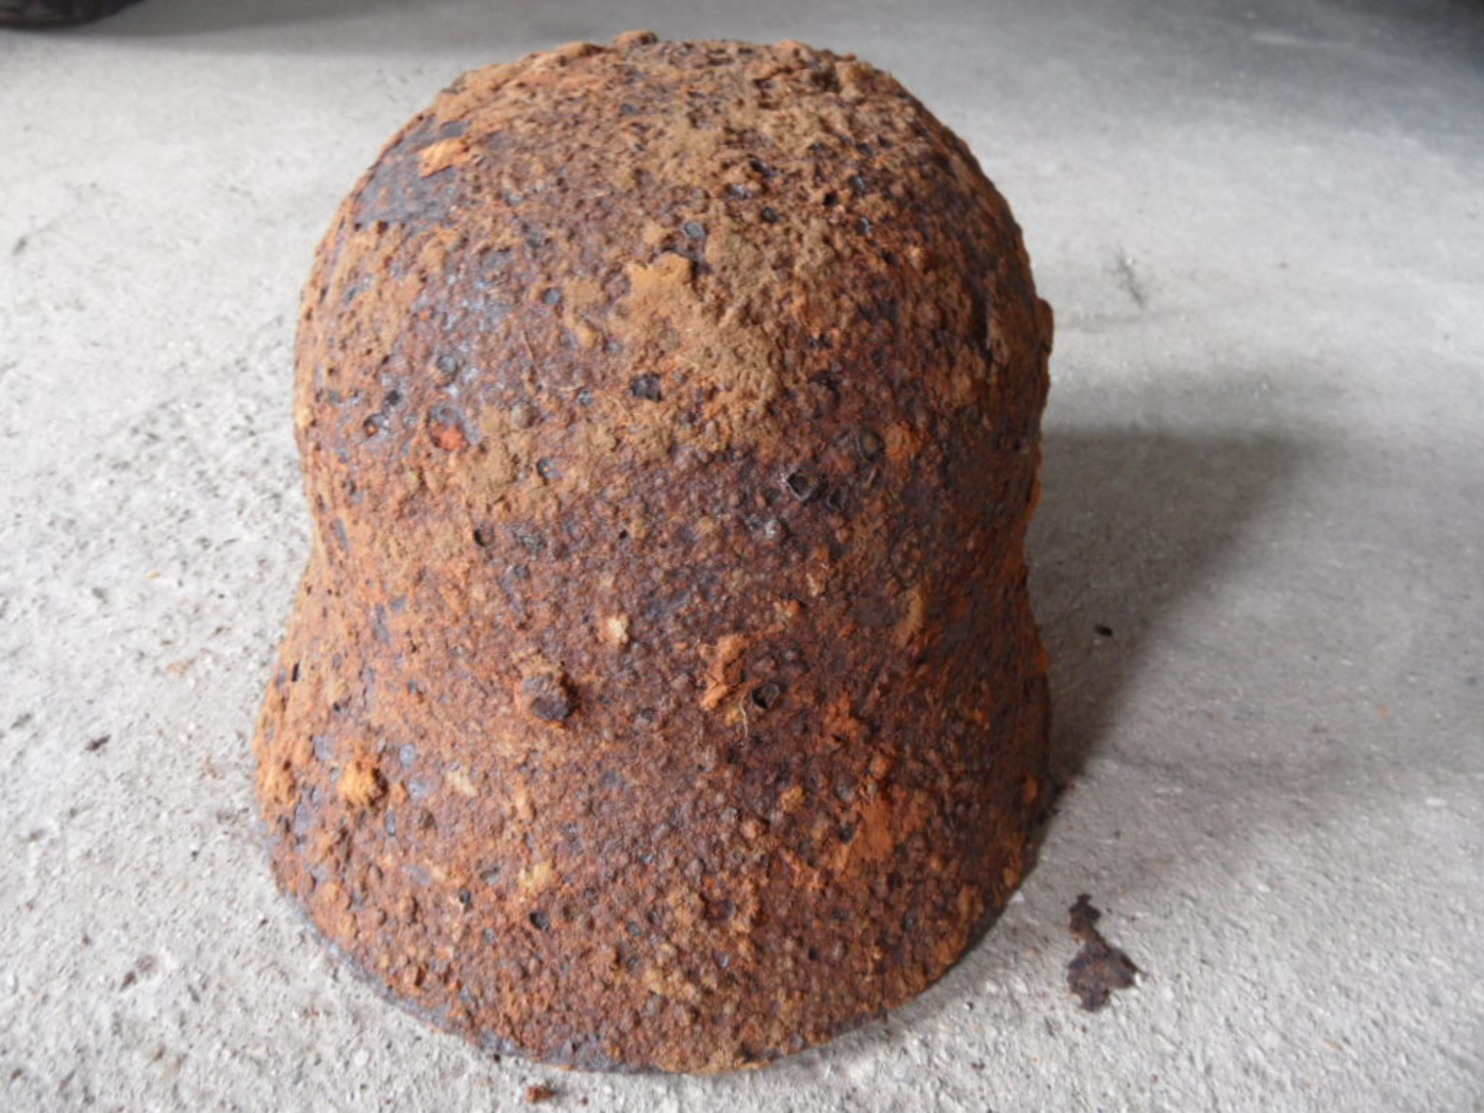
[339,757,387,809]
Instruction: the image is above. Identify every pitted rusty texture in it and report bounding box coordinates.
[253,31,1053,1074]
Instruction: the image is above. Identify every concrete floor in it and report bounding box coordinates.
[3,0,1482,1110]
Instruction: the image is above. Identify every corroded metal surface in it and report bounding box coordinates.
[254,31,1052,1073]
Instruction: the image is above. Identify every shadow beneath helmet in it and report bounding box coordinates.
[1029,424,1312,789]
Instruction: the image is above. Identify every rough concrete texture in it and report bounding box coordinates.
[1,0,1480,1110]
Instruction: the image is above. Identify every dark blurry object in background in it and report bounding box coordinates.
[0,0,142,27]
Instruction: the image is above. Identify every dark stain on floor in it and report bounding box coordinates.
[1067,894,1138,1011]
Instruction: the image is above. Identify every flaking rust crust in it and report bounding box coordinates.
[253,31,1053,1074]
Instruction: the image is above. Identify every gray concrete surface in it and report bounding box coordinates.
[3,0,1482,1109]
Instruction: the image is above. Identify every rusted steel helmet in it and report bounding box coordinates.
[254,31,1052,1073]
